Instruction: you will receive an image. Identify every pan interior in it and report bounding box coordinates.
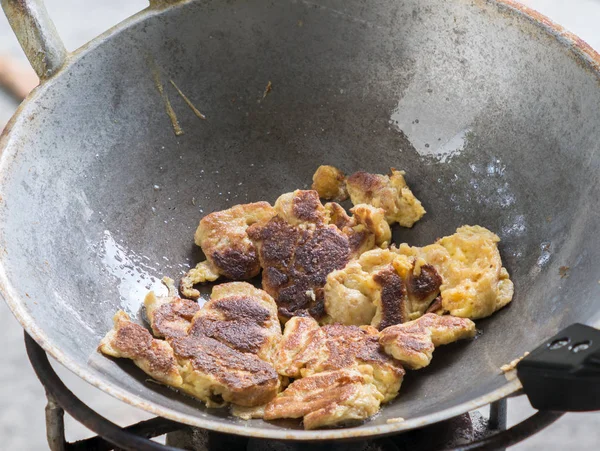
[0,0,599,438]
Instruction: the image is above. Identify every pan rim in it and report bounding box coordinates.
[0,0,599,440]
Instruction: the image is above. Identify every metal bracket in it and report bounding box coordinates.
[45,391,66,451]
[0,0,67,79]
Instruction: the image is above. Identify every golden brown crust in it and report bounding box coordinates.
[264,368,383,429]
[379,313,476,370]
[273,190,328,226]
[371,267,408,330]
[189,282,282,365]
[347,171,384,193]
[189,298,270,355]
[98,311,183,386]
[292,190,327,224]
[276,321,404,402]
[171,335,279,406]
[346,169,425,227]
[311,165,349,202]
[144,292,199,339]
[181,202,276,299]
[408,264,442,301]
[406,262,443,318]
[248,215,351,320]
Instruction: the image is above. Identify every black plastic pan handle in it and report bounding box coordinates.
[517,323,600,411]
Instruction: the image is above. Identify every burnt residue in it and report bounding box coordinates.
[373,267,408,330]
[249,216,351,319]
[408,264,442,301]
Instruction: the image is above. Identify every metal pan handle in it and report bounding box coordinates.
[0,0,67,80]
[1,0,181,80]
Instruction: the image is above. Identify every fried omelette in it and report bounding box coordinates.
[99,164,515,430]
[273,317,405,403]
[324,248,442,329]
[395,225,514,319]
[248,190,390,321]
[264,367,383,429]
[379,313,476,369]
[100,282,281,408]
[312,165,426,227]
[180,202,276,299]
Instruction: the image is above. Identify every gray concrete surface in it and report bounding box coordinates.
[0,0,598,449]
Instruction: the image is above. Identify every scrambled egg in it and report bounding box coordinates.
[346,169,426,227]
[100,282,282,408]
[324,248,442,329]
[396,225,514,319]
[100,164,515,430]
[379,313,476,369]
[311,165,348,202]
[311,165,426,228]
[180,202,276,299]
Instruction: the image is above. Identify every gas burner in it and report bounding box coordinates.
[24,333,563,451]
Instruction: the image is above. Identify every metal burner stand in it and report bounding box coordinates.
[25,333,563,451]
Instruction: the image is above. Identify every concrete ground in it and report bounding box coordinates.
[0,1,598,449]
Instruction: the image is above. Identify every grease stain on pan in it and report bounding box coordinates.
[391,104,472,163]
[53,289,96,335]
[98,230,165,315]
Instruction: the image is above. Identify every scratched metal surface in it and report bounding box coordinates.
[0,0,599,440]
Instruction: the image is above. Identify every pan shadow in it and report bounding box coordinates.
[396,338,476,400]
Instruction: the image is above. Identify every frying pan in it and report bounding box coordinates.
[1,0,599,442]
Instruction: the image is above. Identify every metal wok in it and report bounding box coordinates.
[1,0,599,442]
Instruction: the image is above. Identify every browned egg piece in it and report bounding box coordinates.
[101,282,282,408]
[346,169,426,227]
[188,282,282,365]
[264,367,383,430]
[180,202,277,299]
[274,317,404,403]
[324,249,442,330]
[98,311,183,387]
[248,190,390,321]
[379,313,476,370]
[396,225,514,319]
[169,334,280,407]
[311,165,349,202]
